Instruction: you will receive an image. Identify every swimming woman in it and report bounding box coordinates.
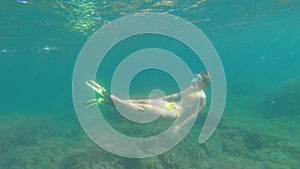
[86,72,210,132]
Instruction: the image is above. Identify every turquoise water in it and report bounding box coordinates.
[1,0,300,168]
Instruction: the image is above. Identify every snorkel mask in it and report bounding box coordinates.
[191,73,203,87]
[191,72,210,89]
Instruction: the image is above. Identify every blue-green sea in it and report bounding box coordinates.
[1,0,300,168]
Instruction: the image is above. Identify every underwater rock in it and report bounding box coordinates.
[217,124,282,155]
[270,152,288,160]
[1,113,298,168]
[0,115,52,153]
[61,148,125,169]
[261,77,300,117]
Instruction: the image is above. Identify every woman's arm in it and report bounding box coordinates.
[161,87,195,102]
[173,90,206,132]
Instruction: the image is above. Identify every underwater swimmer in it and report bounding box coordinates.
[86,72,210,132]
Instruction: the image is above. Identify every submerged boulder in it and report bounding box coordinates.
[261,77,300,117]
